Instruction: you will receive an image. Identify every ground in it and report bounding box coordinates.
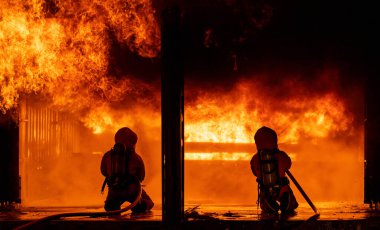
[1,202,379,229]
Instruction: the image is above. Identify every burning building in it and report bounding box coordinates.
[0,0,379,228]
[0,0,162,207]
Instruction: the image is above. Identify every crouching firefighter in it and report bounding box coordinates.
[101,127,154,213]
[250,126,298,215]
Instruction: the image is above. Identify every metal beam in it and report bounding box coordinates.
[365,72,380,205]
[0,110,20,204]
[184,142,302,153]
[161,5,184,227]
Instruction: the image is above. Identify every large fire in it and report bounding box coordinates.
[0,1,363,205]
[184,77,363,203]
[0,0,160,130]
[1,0,161,206]
[0,1,354,148]
[184,79,354,161]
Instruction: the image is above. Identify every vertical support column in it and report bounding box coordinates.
[365,72,380,206]
[161,5,184,227]
[0,110,20,205]
[19,99,27,204]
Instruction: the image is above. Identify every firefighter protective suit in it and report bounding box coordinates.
[250,126,298,214]
[101,127,154,213]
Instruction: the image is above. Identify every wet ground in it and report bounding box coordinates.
[1,202,379,229]
[185,202,378,220]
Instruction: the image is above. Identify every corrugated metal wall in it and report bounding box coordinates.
[23,103,80,159]
[19,98,82,204]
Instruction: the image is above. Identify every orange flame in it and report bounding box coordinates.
[0,0,160,126]
[185,80,353,144]
[0,1,356,162]
[185,79,354,160]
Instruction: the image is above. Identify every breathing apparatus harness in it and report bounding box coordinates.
[256,149,289,210]
[101,143,136,194]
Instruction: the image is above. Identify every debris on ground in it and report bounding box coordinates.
[184,205,219,220]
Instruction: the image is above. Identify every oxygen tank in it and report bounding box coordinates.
[110,143,128,187]
[259,149,280,197]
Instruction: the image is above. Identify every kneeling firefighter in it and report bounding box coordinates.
[101,127,154,213]
[250,126,298,214]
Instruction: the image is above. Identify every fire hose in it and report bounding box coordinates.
[285,169,319,216]
[13,182,143,230]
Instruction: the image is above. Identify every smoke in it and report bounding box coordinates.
[21,104,161,207]
[289,137,364,202]
[185,136,363,204]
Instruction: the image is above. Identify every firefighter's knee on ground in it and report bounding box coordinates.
[104,200,121,211]
[145,198,154,210]
[279,191,298,212]
[131,198,154,213]
[260,197,279,213]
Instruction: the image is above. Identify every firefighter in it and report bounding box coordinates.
[250,126,298,215]
[100,127,154,213]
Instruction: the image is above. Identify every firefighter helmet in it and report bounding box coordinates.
[114,127,138,148]
[254,126,278,150]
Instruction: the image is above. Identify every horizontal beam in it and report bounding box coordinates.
[184,142,300,153]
